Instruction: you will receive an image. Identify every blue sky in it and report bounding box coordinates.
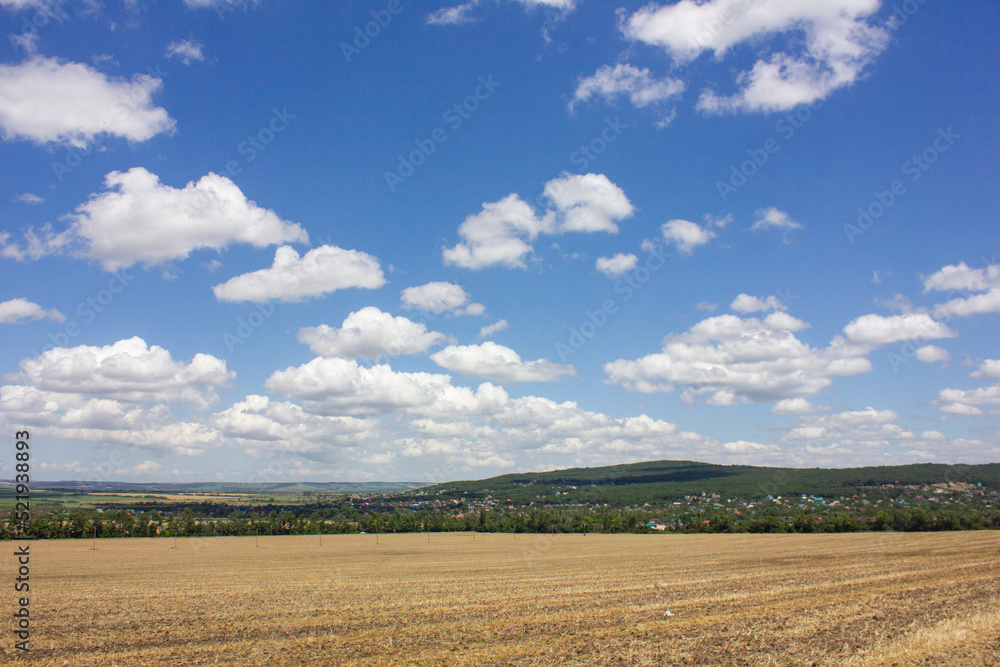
[0,0,997,484]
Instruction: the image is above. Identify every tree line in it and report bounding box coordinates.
[3,505,998,540]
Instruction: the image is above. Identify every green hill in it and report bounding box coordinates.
[418,460,1000,507]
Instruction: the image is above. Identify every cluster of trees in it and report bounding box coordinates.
[3,505,998,540]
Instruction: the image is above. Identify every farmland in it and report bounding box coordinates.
[3,532,998,665]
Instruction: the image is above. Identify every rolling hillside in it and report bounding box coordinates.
[417,460,1000,507]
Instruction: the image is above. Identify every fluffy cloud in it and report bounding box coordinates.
[297,307,447,360]
[0,298,64,324]
[782,407,916,453]
[722,440,780,455]
[7,337,234,410]
[212,244,386,303]
[265,357,462,416]
[937,359,1000,417]
[751,207,803,231]
[776,407,1000,465]
[0,56,174,147]
[660,219,715,255]
[427,1,478,25]
[430,342,576,383]
[255,353,763,472]
[620,0,889,114]
[443,173,632,269]
[0,168,309,271]
[771,398,818,416]
[730,294,788,314]
[213,394,378,457]
[544,173,634,234]
[571,63,685,112]
[933,290,1000,318]
[923,262,1000,293]
[842,313,956,346]
[971,360,1000,380]
[596,253,638,278]
[400,282,485,316]
[165,39,205,65]
[479,319,510,338]
[442,194,553,269]
[0,338,235,456]
[603,310,895,405]
[923,262,1000,318]
[915,345,950,364]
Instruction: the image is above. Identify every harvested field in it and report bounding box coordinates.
[3,532,998,666]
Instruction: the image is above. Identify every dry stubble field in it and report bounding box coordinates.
[2,532,998,666]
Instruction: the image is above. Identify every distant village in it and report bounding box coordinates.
[4,480,996,539]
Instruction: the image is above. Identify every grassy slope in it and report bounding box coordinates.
[419,460,1000,506]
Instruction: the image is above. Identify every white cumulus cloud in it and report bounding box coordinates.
[7,336,234,410]
[771,398,818,416]
[297,307,447,360]
[596,253,638,278]
[571,63,685,112]
[442,194,553,270]
[431,341,576,383]
[751,207,802,231]
[604,312,873,405]
[427,1,479,25]
[842,313,956,346]
[1,168,309,271]
[937,359,1000,417]
[165,39,205,65]
[915,345,950,364]
[0,56,174,147]
[923,262,1000,293]
[443,173,632,269]
[620,0,889,114]
[0,298,64,324]
[730,294,788,314]
[400,282,484,316]
[923,262,1000,319]
[212,244,386,303]
[972,360,1000,380]
[544,173,634,234]
[479,319,510,338]
[660,219,715,255]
